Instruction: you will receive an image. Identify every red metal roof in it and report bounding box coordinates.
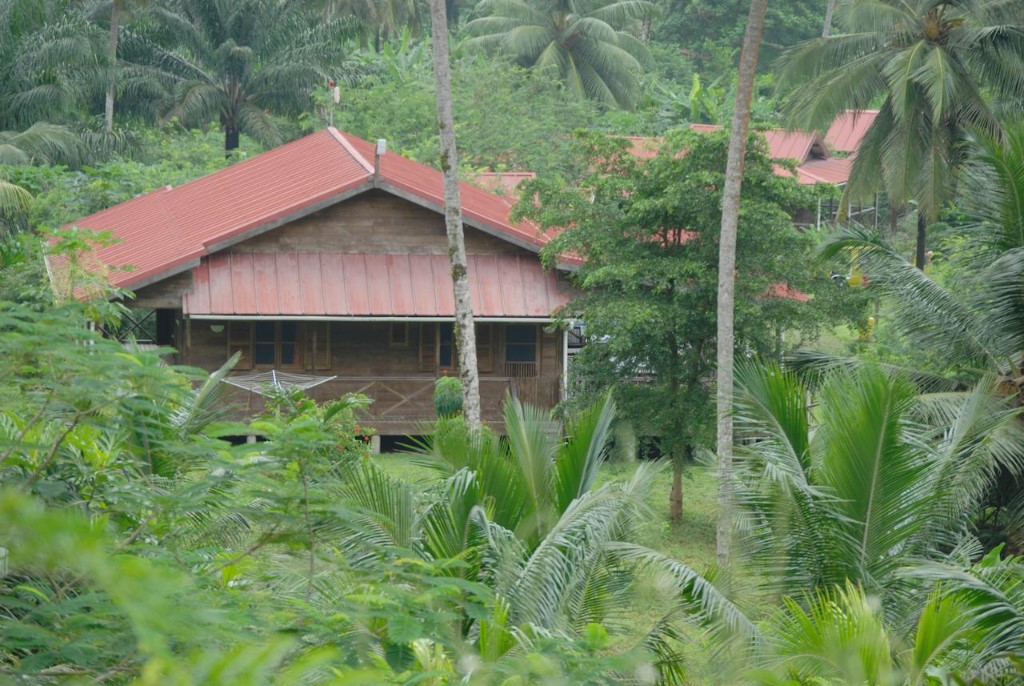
[825,110,879,155]
[795,157,853,185]
[626,127,844,185]
[56,128,549,292]
[761,129,827,164]
[183,253,569,318]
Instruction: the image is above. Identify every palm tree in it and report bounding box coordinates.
[138,0,350,152]
[321,0,423,52]
[733,362,1024,612]
[0,8,108,129]
[0,123,88,238]
[777,0,1024,269]
[430,0,482,430]
[464,0,656,109]
[715,0,770,567]
[751,576,1024,684]
[336,397,752,676]
[88,0,151,133]
[818,124,1024,396]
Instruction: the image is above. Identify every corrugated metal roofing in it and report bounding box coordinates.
[183,253,569,318]
[57,128,549,291]
[796,157,854,185]
[761,129,827,163]
[825,110,879,154]
[626,127,846,185]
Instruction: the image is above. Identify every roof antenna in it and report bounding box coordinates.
[374,139,386,186]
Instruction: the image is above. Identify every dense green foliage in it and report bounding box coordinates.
[3,0,1024,683]
[520,129,864,467]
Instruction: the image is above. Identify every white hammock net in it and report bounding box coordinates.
[222,370,337,396]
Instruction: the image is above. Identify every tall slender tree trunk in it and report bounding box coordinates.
[822,0,836,37]
[670,463,683,521]
[915,212,927,270]
[430,0,481,431]
[715,0,769,568]
[105,0,121,133]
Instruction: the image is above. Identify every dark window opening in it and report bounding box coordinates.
[505,325,537,363]
[439,323,454,368]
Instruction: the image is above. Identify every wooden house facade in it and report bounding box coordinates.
[54,129,575,438]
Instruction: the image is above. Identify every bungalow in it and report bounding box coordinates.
[52,128,575,441]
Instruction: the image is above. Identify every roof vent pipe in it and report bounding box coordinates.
[374,139,386,187]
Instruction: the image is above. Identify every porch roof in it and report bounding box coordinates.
[182,252,570,318]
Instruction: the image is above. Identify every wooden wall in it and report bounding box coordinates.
[187,320,564,433]
[230,190,533,257]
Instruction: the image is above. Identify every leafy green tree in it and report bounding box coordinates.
[777,0,1024,269]
[464,0,656,109]
[519,129,847,521]
[137,0,351,151]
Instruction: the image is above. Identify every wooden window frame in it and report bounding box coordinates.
[503,324,539,377]
[228,321,304,371]
[430,323,493,376]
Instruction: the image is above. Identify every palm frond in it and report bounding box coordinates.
[552,392,615,514]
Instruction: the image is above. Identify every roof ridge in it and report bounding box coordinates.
[328,127,375,174]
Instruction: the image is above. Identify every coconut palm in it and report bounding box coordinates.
[464,0,656,109]
[776,0,1024,269]
[715,0,770,568]
[818,125,1024,393]
[87,0,152,133]
[751,576,1024,685]
[732,362,1024,613]
[136,0,351,151]
[334,397,752,677]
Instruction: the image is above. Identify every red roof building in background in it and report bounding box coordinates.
[624,111,885,188]
[825,109,879,155]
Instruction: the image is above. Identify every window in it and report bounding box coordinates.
[228,321,301,369]
[505,325,537,362]
[389,323,409,347]
[438,323,454,369]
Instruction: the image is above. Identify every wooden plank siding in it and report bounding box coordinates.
[189,320,562,434]
[228,190,532,258]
